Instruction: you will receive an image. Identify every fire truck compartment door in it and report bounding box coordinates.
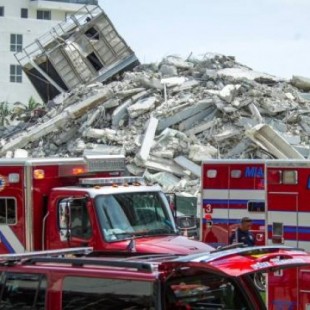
[166,246,310,277]
[267,193,298,246]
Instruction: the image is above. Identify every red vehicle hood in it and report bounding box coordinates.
[164,246,310,276]
[134,235,214,254]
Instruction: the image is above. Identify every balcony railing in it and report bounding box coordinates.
[30,0,98,5]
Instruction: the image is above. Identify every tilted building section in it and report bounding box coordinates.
[15,5,139,102]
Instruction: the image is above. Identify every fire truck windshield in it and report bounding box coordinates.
[95,191,178,241]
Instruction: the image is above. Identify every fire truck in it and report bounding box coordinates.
[0,155,213,254]
[0,245,309,309]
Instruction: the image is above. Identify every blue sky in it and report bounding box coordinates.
[99,0,310,78]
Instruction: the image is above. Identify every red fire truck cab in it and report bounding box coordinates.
[0,246,309,309]
[0,155,212,254]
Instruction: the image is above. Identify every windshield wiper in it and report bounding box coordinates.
[113,230,149,237]
[147,228,176,235]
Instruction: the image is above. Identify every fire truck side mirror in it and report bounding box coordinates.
[58,199,72,241]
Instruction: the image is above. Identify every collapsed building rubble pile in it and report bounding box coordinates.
[1,53,310,195]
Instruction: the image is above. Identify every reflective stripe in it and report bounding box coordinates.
[202,189,264,200]
[0,226,25,253]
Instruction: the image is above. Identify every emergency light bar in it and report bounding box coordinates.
[84,155,125,172]
[0,247,93,263]
[79,176,145,186]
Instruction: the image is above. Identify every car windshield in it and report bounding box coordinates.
[166,272,252,310]
[95,191,177,242]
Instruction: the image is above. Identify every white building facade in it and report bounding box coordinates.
[0,0,98,105]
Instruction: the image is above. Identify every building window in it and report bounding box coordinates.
[0,198,17,224]
[37,10,51,20]
[10,65,23,83]
[10,34,23,52]
[21,8,28,18]
[0,7,4,17]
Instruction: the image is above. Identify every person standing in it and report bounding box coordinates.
[229,217,255,246]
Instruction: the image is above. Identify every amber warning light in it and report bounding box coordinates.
[72,167,86,175]
[33,169,45,180]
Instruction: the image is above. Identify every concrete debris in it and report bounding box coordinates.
[246,124,304,159]
[174,156,201,177]
[127,96,157,118]
[144,170,181,191]
[1,53,310,196]
[138,116,158,162]
[291,76,310,92]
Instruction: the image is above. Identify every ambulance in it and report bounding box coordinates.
[0,155,213,254]
[201,160,266,247]
[201,159,310,309]
[201,159,310,251]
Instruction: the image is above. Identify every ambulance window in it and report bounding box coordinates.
[267,169,281,184]
[248,201,265,212]
[231,170,241,178]
[62,277,155,309]
[207,169,217,178]
[282,170,297,184]
[0,273,46,309]
[0,198,16,225]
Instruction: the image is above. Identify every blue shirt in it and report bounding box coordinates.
[229,227,255,246]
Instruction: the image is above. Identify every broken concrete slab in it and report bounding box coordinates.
[291,75,310,92]
[213,127,242,142]
[144,170,181,189]
[65,89,113,119]
[178,106,216,131]
[217,67,281,83]
[174,156,201,177]
[162,55,194,70]
[139,156,186,177]
[159,64,178,77]
[138,116,158,162]
[126,163,145,176]
[246,124,304,159]
[83,144,124,156]
[83,128,119,142]
[218,84,241,103]
[185,118,219,136]
[161,77,187,87]
[157,99,213,132]
[112,90,150,128]
[188,144,218,162]
[127,97,156,118]
[248,103,263,123]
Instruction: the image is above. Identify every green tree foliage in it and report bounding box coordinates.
[11,96,45,122]
[0,101,11,127]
